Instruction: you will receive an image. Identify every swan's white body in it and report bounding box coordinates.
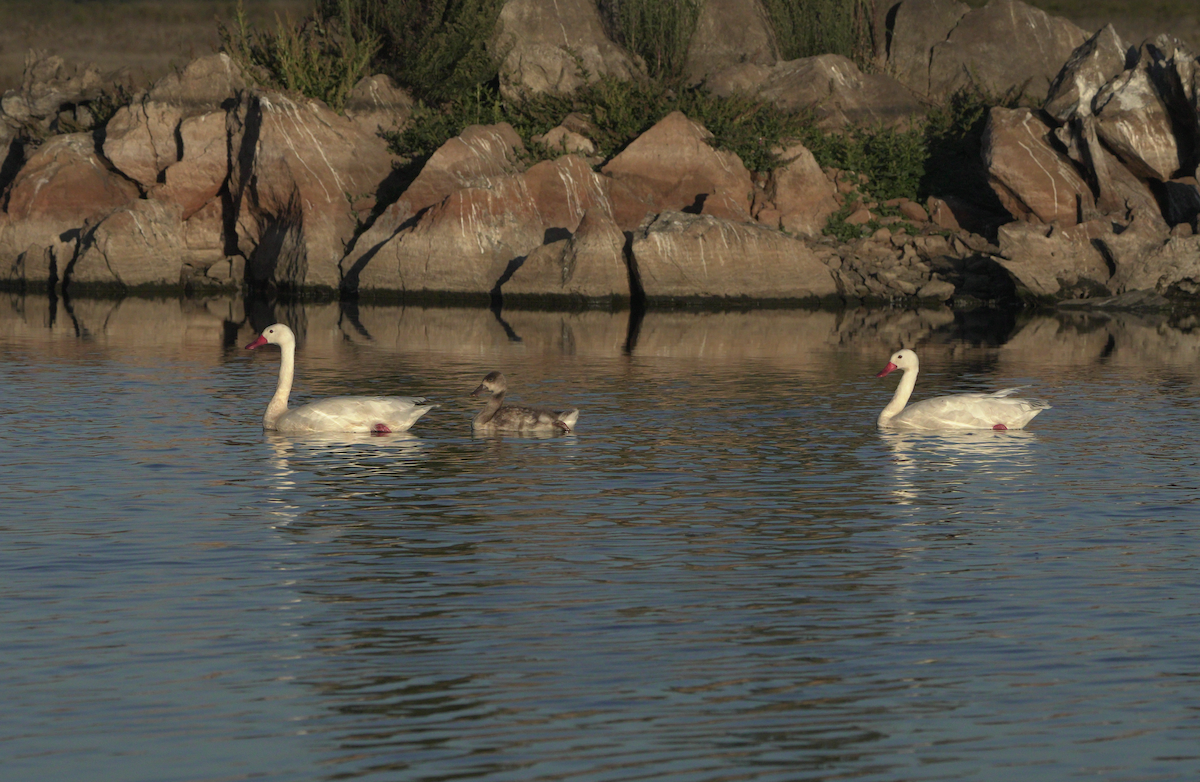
[471,371,579,433]
[246,323,436,434]
[876,349,1049,430]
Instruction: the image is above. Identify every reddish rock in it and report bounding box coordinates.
[534,126,596,156]
[71,200,188,287]
[503,208,630,299]
[995,219,1114,298]
[152,112,228,219]
[1044,24,1130,122]
[344,74,413,136]
[886,0,970,96]
[928,0,1088,102]
[0,133,139,275]
[1093,53,1186,181]
[768,142,839,237]
[1077,116,1162,220]
[349,155,611,295]
[685,0,779,84]
[982,107,1093,225]
[602,111,754,224]
[344,123,526,273]
[228,91,400,290]
[630,211,837,299]
[756,55,924,129]
[899,200,929,222]
[493,0,643,99]
[182,199,228,267]
[103,54,245,190]
[845,208,873,225]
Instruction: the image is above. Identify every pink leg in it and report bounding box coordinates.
[992,423,1007,430]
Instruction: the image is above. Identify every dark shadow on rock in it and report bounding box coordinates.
[490,254,527,309]
[682,193,707,214]
[340,211,426,298]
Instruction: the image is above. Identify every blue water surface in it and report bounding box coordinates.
[2,298,1198,782]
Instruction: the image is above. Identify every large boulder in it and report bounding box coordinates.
[763,141,839,237]
[1044,24,1131,122]
[70,200,188,287]
[927,0,1088,103]
[1104,211,1183,292]
[1092,45,1189,181]
[1076,116,1162,220]
[343,74,413,136]
[0,133,139,283]
[151,111,229,220]
[994,219,1113,298]
[0,51,105,137]
[629,210,838,300]
[227,91,400,290]
[348,155,611,295]
[1114,234,1200,295]
[492,0,643,99]
[502,207,630,300]
[103,53,245,190]
[343,123,526,272]
[982,107,1093,225]
[602,111,754,226]
[755,54,924,129]
[885,0,970,96]
[684,0,778,84]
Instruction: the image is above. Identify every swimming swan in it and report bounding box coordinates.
[876,349,1050,430]
[471,371,579,433]
[245,323,436,434]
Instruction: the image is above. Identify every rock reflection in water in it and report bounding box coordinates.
[7,292,1200,377]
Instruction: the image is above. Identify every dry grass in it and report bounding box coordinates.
[0,0,310,91]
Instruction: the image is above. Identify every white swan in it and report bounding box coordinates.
[245,323,437,434]
[875,349,1050,430]
[471,371,580,433]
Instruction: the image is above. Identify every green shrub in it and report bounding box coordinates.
[761,0,876,69]
[385,76,821,175]
[919,86,1015,212]
[322,0,505,105]
[801,122,927,202]
[386,86,509,162]
[599,0,704,83]
[218,0,378,112]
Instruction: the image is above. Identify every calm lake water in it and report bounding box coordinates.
[2,294,1199,782]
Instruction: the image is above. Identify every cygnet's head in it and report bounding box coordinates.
[471,371,508,397]
[245,323,296,351]
[876,348,919,378]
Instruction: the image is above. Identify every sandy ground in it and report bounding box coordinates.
[0,1,1195,93]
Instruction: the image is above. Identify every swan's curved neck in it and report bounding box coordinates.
[473,391,504,426]
[878,365,917,426]
[264,341,295,429]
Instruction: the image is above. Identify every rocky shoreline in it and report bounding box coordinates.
[0,0,1198,312]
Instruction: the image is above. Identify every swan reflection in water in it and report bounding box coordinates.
[880,428,1040,507]
[263,431,428,533]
